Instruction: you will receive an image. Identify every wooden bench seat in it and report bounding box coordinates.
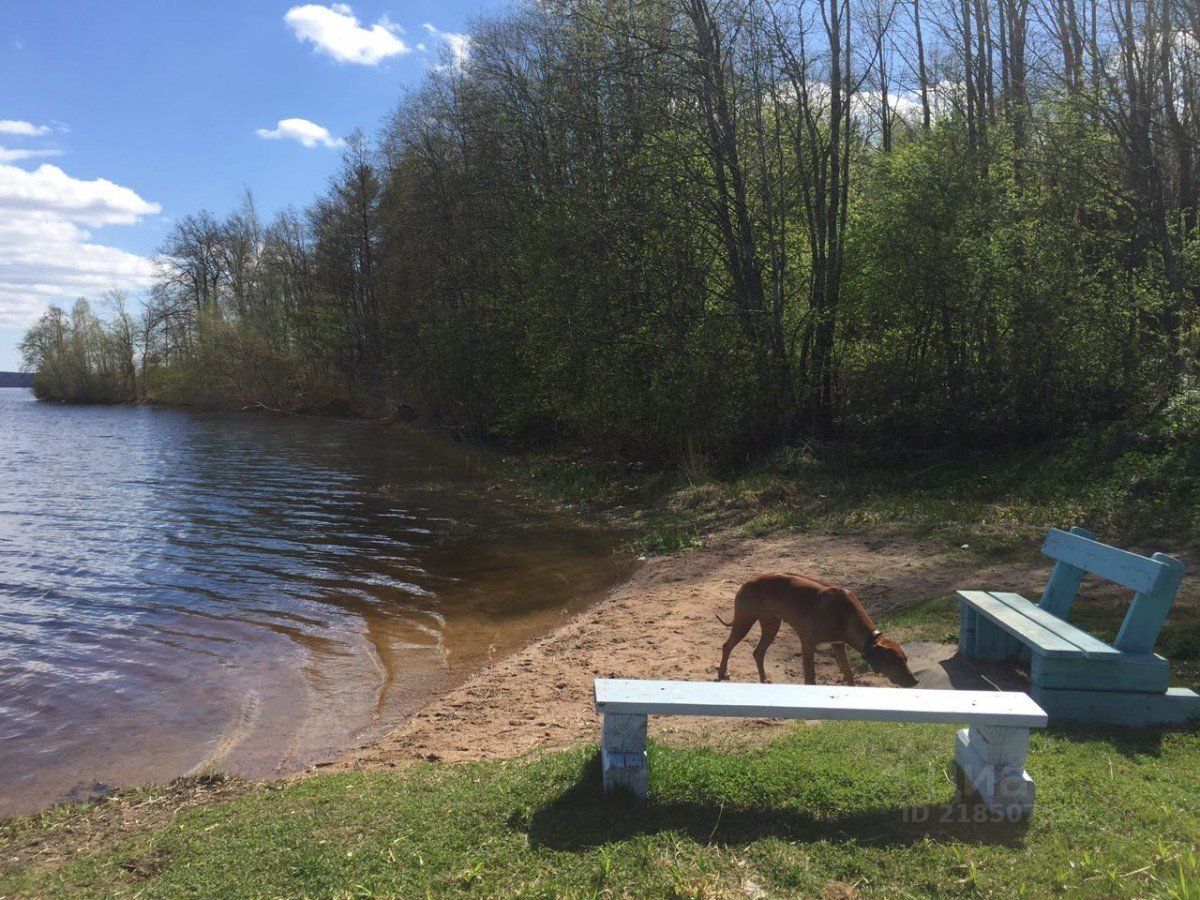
[958,527,1199,726]
[958,590,1121,659]
[594,679,1048,820]
[959,589,1171,694]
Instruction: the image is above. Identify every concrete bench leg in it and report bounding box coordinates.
[601,713,648,798]
[954,725,1035,821]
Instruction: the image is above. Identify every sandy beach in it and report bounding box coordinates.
[335,531,1085,771]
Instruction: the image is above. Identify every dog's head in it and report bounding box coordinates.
[865,635,918,687]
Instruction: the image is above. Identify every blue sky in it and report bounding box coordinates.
[0,1,499,370]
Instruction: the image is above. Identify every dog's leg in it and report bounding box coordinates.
[800,640,817,685]
[752,617,781,683]
[716,614,755,681]
[832,642,855,686]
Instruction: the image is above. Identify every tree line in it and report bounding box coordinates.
[22,0,1200,464]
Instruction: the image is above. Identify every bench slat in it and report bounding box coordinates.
[594,679,1048,728]
[987,592,1122,659]
[957,591,1084,658]
[1041,528,1166,594]
[1030,651,1169,692]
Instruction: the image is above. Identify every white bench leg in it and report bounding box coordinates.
[954,725,1035,821]
[601,712,648,798]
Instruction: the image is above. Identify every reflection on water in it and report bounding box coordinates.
[0,389,632,815]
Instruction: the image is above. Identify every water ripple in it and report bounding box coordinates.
[0,388,630,815]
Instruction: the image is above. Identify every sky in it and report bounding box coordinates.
[0,1,497,371]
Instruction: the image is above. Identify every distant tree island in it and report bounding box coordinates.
[0,372,33,388]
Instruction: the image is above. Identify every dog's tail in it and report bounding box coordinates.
[717,584,746,628]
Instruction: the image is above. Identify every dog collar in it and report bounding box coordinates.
[864,630,882,651]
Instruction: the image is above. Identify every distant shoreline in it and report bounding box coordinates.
[0,373,32,388]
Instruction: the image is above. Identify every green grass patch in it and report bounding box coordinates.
[3,723,1197,898]
[883,594,964,645]
[499,421,1200,559]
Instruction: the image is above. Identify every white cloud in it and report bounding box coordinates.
[853,89,925,125]
[285,4,410,65]
[421,23,471,72]
[0,146,61,164]
[255,118,345,149]
[0,164,160,327]
[0,164,161,227]
[0,120,52,137]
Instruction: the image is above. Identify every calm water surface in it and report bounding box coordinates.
[0,389,632,815]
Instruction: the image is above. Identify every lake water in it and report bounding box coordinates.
[0,389,631,815]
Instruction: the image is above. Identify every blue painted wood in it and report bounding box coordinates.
[593,679,1049,727]
[958,527,1187,725]
[1038,525,1093,618]
[954,728,1037,820]
[1041,528,1167,593]
[1114,552,1185,654]
[596,680,1046,814]
[972,616,1013,661]
[601,712,649,797]
[1030,686,1200,727]
[958,591,1086,657]
[987,592,1122,659]
[1002,632,1023,659]
[959,602,978,658]
[1029,652,1170,693]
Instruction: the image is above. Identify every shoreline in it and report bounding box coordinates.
[330,530,1075,772]
[0,393,640,820]
[1,528,998,825]
[4,528,1195,900]
[7,417,1199,825]
[13,524,1194,824]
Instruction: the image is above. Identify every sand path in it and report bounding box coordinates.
[335,532,1073,769]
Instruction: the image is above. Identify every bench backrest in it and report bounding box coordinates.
[1039,526,1185,654]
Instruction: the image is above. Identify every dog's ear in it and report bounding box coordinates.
[876,636,907,660]
[862,629,886,672]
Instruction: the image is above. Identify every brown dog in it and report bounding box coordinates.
[716,572,918,687]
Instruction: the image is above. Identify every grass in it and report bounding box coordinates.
[499,419,1200,560]
[880,594,965,645]
[2,723,1197,898]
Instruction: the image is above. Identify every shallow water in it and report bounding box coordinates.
[0,389,632,815]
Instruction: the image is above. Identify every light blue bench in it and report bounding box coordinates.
[958,527,1199,726]
[595,679,1048,820]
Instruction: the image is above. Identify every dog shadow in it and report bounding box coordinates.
[514,752,1030,852]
